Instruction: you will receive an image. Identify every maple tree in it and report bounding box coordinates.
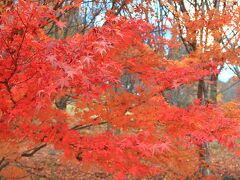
[157,0,240,176]
[1,0,240,179]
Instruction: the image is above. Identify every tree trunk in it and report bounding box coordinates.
[197,74,218,176]
[197,79,211,176]
[198,143,211,176]
[210,74,218,104]
[197,79,208,105]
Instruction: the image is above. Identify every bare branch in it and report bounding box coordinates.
[21,143,47,157]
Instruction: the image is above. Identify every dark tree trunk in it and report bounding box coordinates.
[197,79,211,176]
[55,95,71,110]
[210,74,218,104]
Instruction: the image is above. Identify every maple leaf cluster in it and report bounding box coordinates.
[0,0,149,129]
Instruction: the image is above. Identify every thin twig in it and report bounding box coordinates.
[217,80,240,95]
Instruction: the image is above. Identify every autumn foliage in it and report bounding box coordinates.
[1,0,240,179]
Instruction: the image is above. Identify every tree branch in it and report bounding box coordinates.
[71,121,108,131]
[0,157,9,171]
[21,143,47,157]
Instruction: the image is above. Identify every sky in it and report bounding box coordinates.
[218,64,237,82]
